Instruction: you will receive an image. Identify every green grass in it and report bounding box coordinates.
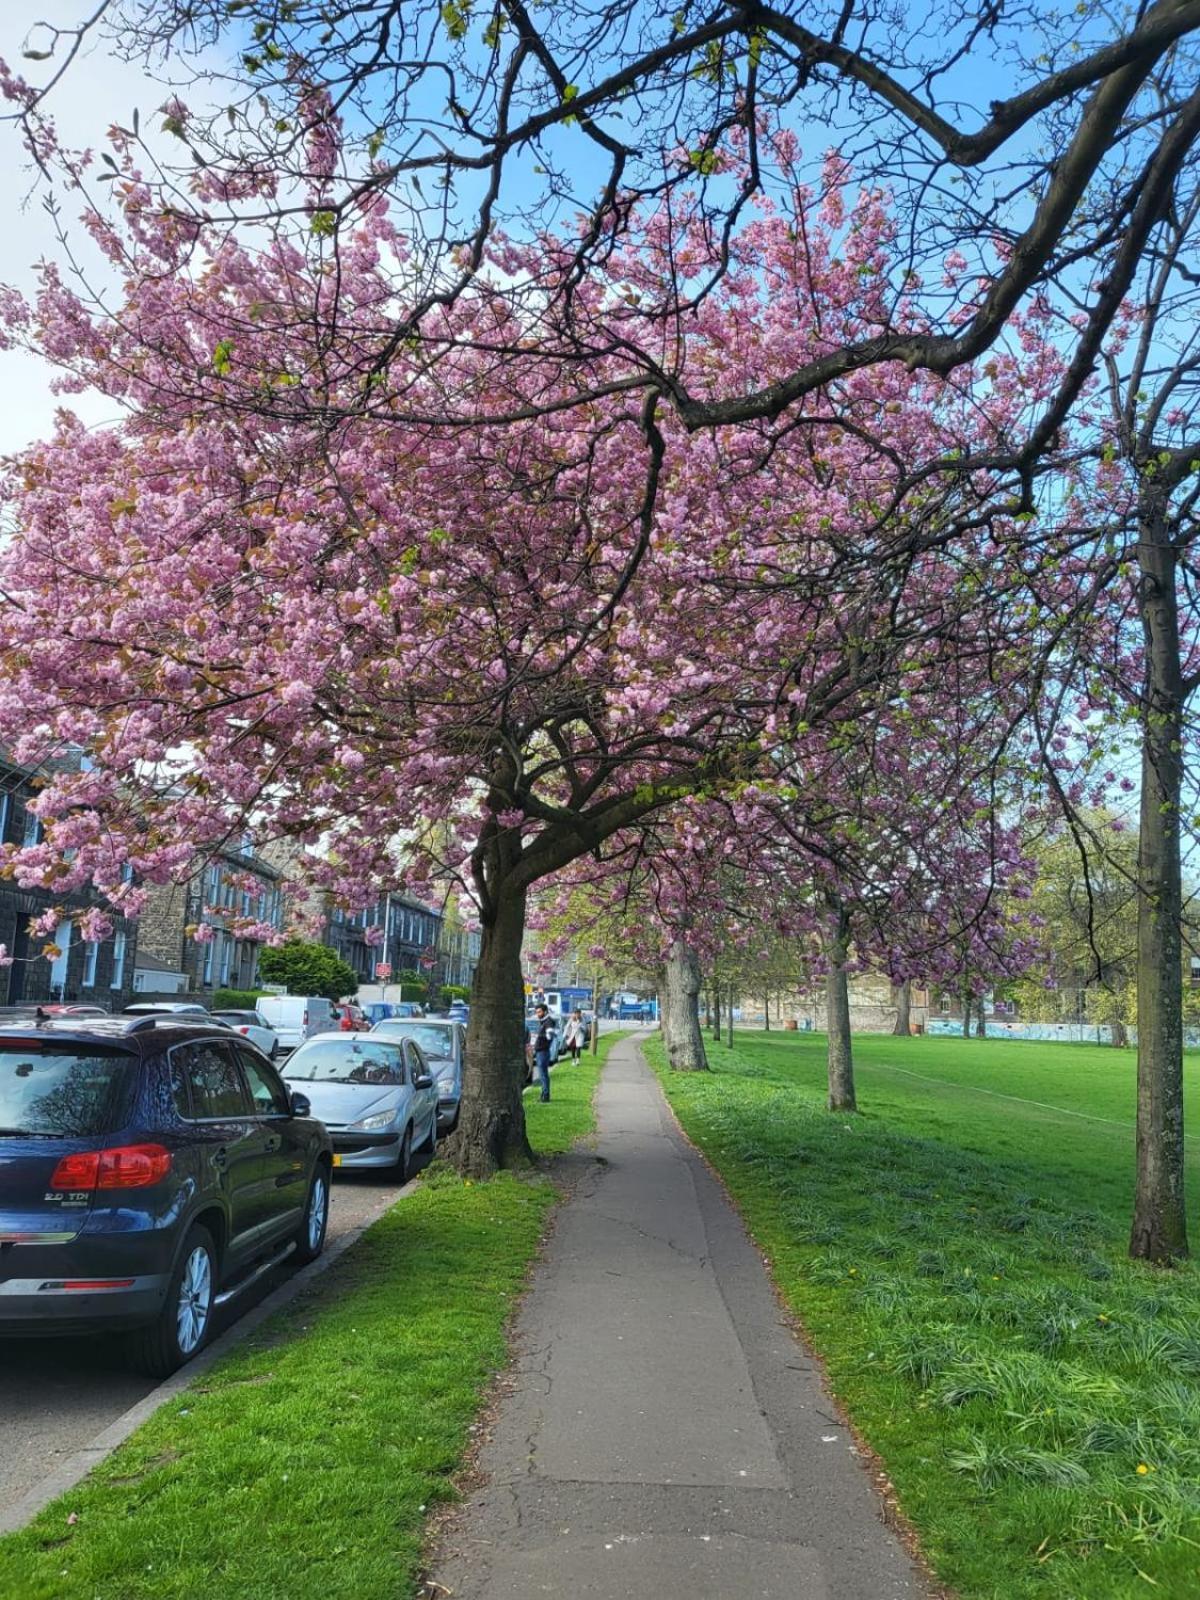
[0,1031,625,1600]
[648,1030,1200,1600]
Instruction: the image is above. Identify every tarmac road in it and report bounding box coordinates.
[0,1161,421,1523]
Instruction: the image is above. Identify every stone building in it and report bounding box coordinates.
[325,894,444,988]
[0,752,138,1009]
[137,840,285,997]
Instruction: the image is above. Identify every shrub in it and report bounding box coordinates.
[213,988,265,1010]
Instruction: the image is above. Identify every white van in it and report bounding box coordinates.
[255,995,337,1052]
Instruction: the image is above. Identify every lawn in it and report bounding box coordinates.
[0,1033,622,1600]
[648,1029,1200,1600]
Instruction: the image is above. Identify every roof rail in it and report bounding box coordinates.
[123,1015,161,1033]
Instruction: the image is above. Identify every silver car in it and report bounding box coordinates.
[371,1018,465,1131]
[281,1032,438,1180]
[211,1009,280,1059]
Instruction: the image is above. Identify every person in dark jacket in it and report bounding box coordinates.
[531,1005,555,1101]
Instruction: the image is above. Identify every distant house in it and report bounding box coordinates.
[0,751,139,1010]
[132,950,188,996]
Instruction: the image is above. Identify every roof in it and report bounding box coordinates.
[0,1015,236,1052]
[133,952,186,974]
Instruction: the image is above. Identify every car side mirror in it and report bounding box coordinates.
[290,1091,312,1118]
[413,1072,434,1090]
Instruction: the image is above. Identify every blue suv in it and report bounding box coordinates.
[0,1015,332,1374]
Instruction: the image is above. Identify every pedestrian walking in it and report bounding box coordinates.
[531,1004,555,1101]
[563,1009,586,1063]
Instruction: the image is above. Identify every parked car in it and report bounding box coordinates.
[35,1003,111,1018]
[371,1018,465,1130]
[123,1002,209,1015]
[0,1015,331,1374]
[211,1009,280,1059]
[447,1000,469,1024]
[282,1032,438,1179]
[333,1001,370,1032]
[254,995,337,1053]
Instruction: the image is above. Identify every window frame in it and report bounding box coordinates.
[168,1038,255,1122]
[233,1044,292,1117]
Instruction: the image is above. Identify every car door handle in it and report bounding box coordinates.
[263,1135,281,1153]
[211,1147,229,1171]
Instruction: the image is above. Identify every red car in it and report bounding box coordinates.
[335,1002,370,1032]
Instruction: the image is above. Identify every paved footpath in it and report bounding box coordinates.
[429,1037,931,1600]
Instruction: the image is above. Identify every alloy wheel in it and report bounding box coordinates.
[307,1173,328,1252]
[176,1245,213,1355]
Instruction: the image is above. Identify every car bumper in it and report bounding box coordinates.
[0,1272,168,1334]
[329,1131,403,1169]
[436,1096,460,1130]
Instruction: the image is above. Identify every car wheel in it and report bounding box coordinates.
[293,1162,330,1266]
[395,1124,412,1184]
[126,1223,216,1378]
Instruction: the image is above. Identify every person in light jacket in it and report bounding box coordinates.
[563,1009,586,1063]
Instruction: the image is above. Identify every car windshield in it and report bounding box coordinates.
[0,1042,136,1136]
[284,1039,405,1085]
[372,1022,454,1060]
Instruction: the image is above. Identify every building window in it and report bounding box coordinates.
[49,919,72,993]
[82,940,99,988]
[111,930,127,989]
[941,994,952,1013]
[0,790,8,843]
[23,808,41,847]
[203,933,214,985]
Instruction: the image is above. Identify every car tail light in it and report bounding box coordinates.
[49,1144,172,1191]
[59,1279,137,1291]
[303,1008,309,1029]
[237,1026,250,1035]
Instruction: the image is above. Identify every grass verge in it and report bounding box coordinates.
[647,1030,1200,1600]
[0,1030,626,1600]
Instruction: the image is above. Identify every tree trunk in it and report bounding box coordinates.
[891,979,911,1037]
[658,969,673,1043]
[726,989,734,1048]
[451,881,533,1178]
[1112,1018,1129,1049]
[826,902,857,1112]
[960,982,972,1040]
[711,977,722,1040]
[1131,495,1189,1261]
[975,1003,987,1039]
[662,939,709,1071]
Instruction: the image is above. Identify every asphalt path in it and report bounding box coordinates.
[0,1158,426,1522]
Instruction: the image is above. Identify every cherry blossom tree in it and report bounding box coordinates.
[0,163,1056,1173]
[6,0,1200,466]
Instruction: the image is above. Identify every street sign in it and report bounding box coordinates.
[375,962,393,979]
[261,982,287,995]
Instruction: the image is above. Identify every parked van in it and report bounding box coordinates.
[255,994,337,1052]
